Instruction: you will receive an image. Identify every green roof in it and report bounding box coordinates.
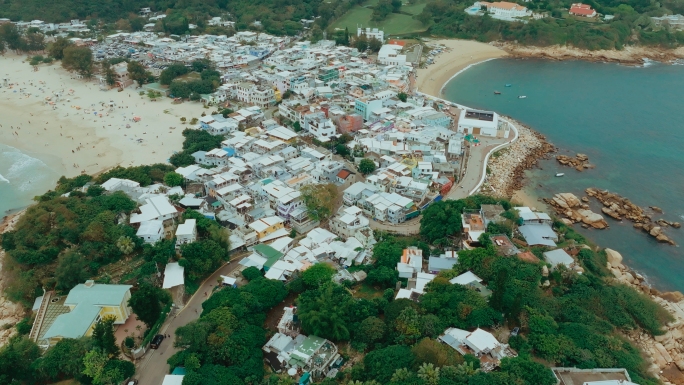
[42,283,132,341]
[253,244,283,268]
[291,335,326,363]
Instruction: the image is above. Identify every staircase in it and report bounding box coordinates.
[28,290,53,342]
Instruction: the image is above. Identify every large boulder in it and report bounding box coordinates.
[576,209,608,229]
[605,248,623,267]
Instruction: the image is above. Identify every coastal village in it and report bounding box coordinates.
[1,10,684,385]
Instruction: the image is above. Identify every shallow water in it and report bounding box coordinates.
[443,58,684,291]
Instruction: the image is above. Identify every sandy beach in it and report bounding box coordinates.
[0,53,205,179]
[416,39,508,97]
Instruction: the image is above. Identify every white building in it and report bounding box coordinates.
[477,1,532,20]
[378,44,407,67]
[457,109,509,138]
[357,27,384,42]
[136,220,164,244]
[438,327,516,362]
[175,219,197,249]
[303,112,337,142]
[130,196,179,224]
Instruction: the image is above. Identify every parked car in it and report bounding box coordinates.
[126,379,139,385]
[510,327,520,337]
[150,334,165,349]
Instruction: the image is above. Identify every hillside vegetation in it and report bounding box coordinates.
[2,0,683,48]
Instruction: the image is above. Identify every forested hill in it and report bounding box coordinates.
[417,0,684,49]
[0,0,353,36]
[1,0,683,48]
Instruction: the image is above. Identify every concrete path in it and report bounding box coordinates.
[133,253,248,384]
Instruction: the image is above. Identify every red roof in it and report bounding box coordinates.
[337,169,352,179]
[569,3,595,15]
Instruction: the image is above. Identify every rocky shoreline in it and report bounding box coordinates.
[603,248,684,385]
[495,42,684,66]
[485,118,556,197]
[0,211,28,348]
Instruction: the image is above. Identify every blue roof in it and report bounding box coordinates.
[42,283,131,340]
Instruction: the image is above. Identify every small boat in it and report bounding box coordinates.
[505,84,512,87]
[518,95,527,99]
[555,173,565,177]
[494,91,501,95]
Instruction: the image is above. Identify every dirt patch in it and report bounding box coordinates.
[264,292,298,332]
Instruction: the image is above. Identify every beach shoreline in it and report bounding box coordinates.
[0,53,204,182]
[416,39,509,97]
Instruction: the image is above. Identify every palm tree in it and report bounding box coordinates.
[116,236,135,255]
[453,362,478,377]
[391,368,412,382]
[418,363,440,385]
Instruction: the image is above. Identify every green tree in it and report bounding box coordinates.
[91,316,119,358]
[242,266,263,281]
[82,349,127,385]
[499,357,556,385]
[128,282,171,327]
[0,337,41,384]
[301,263,336,288]
[298,282,352,341]
[101,61,116,86]
[159,63,189,85]
[359,158,377,175]
[397,92,408,102]
[116,236,135,255]
[54,251,90,290]
[33,338,89,383]
[127,60,150,87]
[420,200,464,244]
[355,316,386,344]
[417,362,440,385]
[368,38,383,52]
[292,121,302,132]
[62,45,93,78]
[363,345,415,383]
[301,183,338,221]
[355,35,368,51]
[180,240,229,281]
[164,172,184,187]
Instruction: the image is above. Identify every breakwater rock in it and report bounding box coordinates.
[586,188,677,245]
[486,119,555,197]
[556,153,595,171]
[546,192,609,229]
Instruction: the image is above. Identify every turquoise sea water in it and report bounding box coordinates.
[0,143,60,216]
[443,59,684,291]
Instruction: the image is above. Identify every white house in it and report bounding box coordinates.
[378,44,407,67]
[457,109,509,138]
[357,27,384,42]
[476,1,532,20]
[130,196,179,224]
[303,112,337,142]
[175,219,197,249]
[136,220,164,244]
[439,327,516,362]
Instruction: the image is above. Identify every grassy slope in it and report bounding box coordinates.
[330,1,428,36]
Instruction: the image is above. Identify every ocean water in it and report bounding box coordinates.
[443,58,684,291]
[0,143,60,216]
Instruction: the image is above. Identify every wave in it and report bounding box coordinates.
[439,58,500,95]
[0,144,54,191]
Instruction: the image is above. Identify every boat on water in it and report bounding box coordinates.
[505,84,512,87]
[494,91,501,95]
[555,173,565,177]
[518,95,527,99]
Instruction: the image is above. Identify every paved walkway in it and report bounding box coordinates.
[133,253,248,384]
